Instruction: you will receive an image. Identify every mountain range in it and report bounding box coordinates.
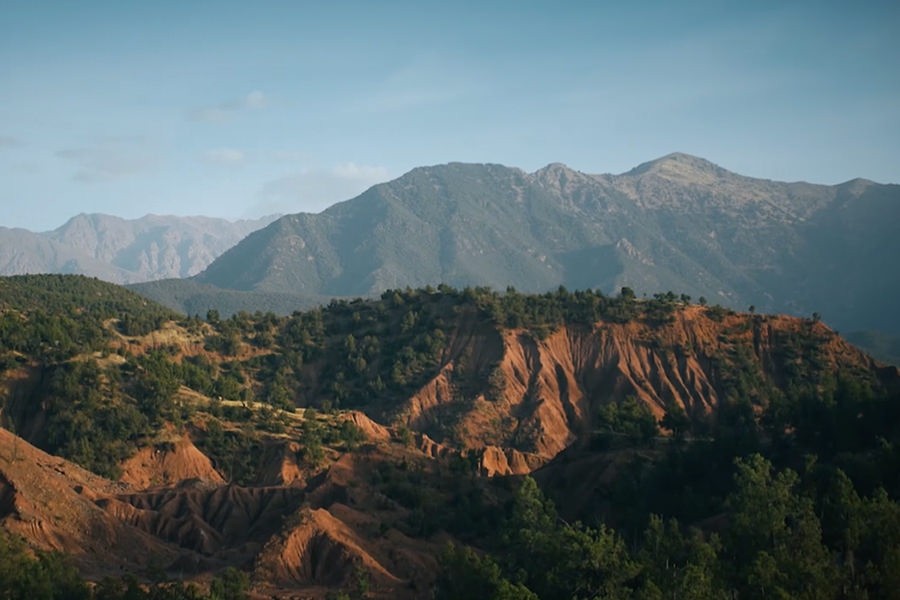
[3,153,898,345]
[0,213,278,284]
[186,153,899,336]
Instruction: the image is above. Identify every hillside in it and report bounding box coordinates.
[1,275,899,598]
[194,154,900,337]
[0,213,278,284]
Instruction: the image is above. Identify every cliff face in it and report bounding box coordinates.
[400,306,896,473]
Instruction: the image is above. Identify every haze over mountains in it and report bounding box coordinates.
[0,213,278,284]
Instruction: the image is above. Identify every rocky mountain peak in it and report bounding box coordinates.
[624,152,732,184]
[532,162,595,193]
[533,162,580,178]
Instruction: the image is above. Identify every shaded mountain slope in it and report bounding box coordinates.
[130,155,900,365]
[195,154,900,335]
[0,226,128,281]
[199,163,615,296]
[127,277,327,317]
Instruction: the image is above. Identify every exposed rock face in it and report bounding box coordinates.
[119,436,226,488]
[399,307,897,472]
[343,410,391,443]
[101,484,306,558]
[0,427,182,573]
[0,426,441,596]
[478,446,545,477]
[255,507,402,587]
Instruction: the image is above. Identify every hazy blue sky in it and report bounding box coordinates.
[2,0,898,231]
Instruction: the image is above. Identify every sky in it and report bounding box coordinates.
[1,0,898,232]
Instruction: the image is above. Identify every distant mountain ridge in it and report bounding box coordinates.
[0,213,279,284]
[193,153,900,335]
[3,153,897,341]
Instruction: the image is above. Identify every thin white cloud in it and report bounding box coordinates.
[204,147,245,165]
[188,90,268,122]
[56,138,159,182]
[253,163,390,215]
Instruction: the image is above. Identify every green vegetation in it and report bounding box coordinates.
[436,544,538,600]
[0,529,249,599]
[0,274,177,359]
[0,276,183,476]
[0,529,89,599]
[244,284,689,417]
[595,396,659,447]
[39,360,152,478]
[196,417,261,484]
[369,451,497,538]
[436,452,900,599]
[432,360,900,599]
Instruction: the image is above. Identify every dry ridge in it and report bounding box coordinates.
[401,306,896,473]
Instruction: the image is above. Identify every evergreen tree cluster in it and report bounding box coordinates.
[0,529,250,599]
[0,275,177,361]
[435,368,900,599]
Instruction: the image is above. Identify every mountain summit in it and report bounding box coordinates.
[624,152,731,181]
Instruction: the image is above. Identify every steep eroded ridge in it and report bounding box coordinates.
[402,306,896,470]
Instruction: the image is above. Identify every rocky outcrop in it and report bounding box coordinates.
[119,436,226,488]
[343,410,391,443]
[400,307,897,472]
[254,507,401,588]
[0,427,184,573]
[102,484,306,558]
